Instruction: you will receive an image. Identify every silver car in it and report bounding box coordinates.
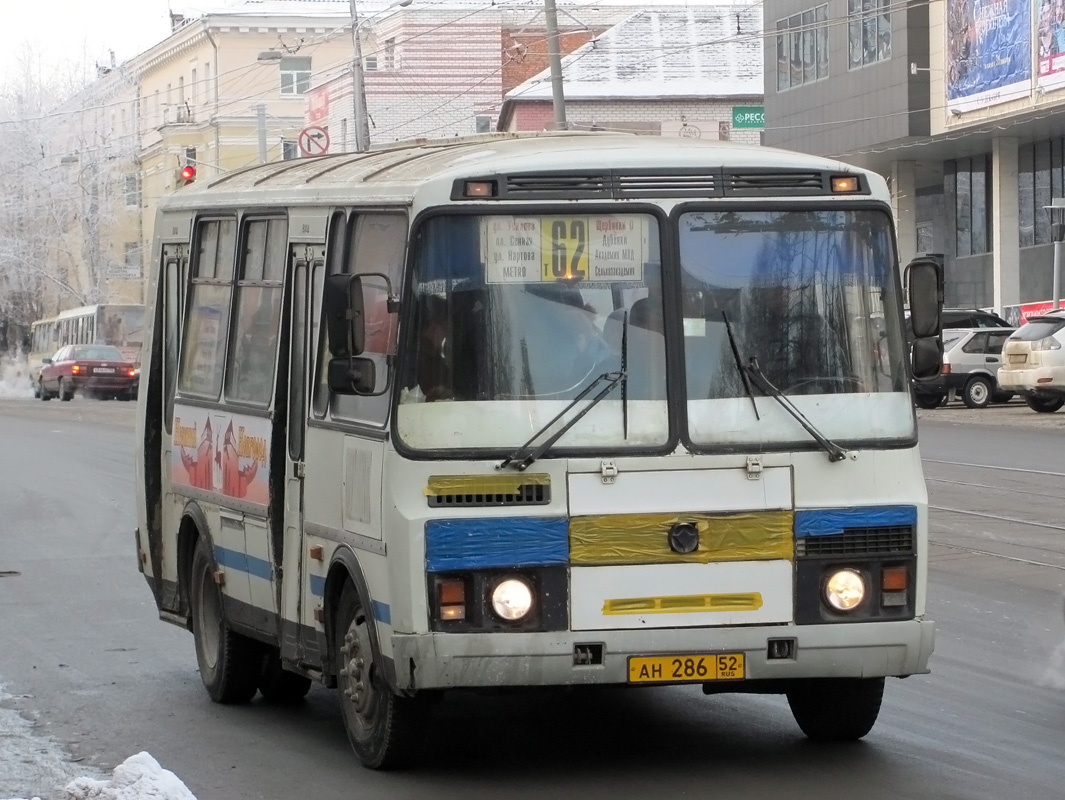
[914,327,1016,409]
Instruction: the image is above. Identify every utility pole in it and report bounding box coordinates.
[544,0,567,130]
[351,0,371,152]
[257,103,268,163]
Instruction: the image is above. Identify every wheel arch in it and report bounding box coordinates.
[323,547,398,691]
[177,500,213,630]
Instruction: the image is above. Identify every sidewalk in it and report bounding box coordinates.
[916,400,1065,429]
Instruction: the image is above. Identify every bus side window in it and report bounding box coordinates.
[178,218,237,399]
[313,211,405,426]
[224,217,287,405]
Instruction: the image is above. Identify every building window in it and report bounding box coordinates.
[849,0,890,69]
[383,38,396,70]
[124,242,141,270]
[475,115,492,133]
[947,155,992,256]
[204,63,211,103]
[282,139,299,160]
[280,57,312,95]
[1018,139,1065,247]
[777,5,829,91]
[191,68,198,104]
[124,174,140,208]
[364,54,379,71]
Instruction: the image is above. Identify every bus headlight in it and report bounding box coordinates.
[491,578,534,621]
[824,569,865,611]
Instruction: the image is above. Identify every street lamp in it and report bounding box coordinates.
[1045,199,1065,310]
[351,0,412,152]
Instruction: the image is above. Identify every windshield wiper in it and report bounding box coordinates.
[721,311,759,419]
[497,370,626,471]
[742,357,848,463]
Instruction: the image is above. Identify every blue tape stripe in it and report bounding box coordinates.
[425,517,569,571]
[371,600,391,625]
[309,574,326,597]
[794,505,917,537]
[214,546,273,581]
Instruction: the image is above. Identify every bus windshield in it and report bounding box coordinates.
[397,213,669,451]
[679,208,912,447]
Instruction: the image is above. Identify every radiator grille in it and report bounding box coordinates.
[796,525,914,557]
[427,483,550,508]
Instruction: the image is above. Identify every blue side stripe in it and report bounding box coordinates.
[214,546,273,581]
[307,575,389,625]
[425,517,569,572]
[371,601,391,625]
[794,505,918,537]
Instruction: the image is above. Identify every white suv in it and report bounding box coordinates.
[997,310,1065,412]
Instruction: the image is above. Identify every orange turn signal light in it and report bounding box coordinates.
[437,578,466,621]
[464,181,494,198]
[881,566,908,592]
[831,175,860,193]
[71,365,82,373]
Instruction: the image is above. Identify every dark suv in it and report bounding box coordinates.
[941,308,1012,329]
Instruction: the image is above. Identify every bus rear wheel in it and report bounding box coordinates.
[786,677,884,741]
[189,538,262,704]
[335,582,426,769]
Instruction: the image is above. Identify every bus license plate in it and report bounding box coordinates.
[628,653,745,684]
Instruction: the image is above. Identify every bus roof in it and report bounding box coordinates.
[160,132,888,210]
[55,304,143,320]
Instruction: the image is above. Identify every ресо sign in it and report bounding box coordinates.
[732,106,765,128]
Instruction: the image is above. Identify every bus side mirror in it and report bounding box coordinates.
[323,274,366,358]
[906,255,943,339]
[327,356,376,395]
[905,255,944,380]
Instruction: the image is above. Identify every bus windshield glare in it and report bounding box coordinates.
[681,208,911,447]
[398,209,912,453]
[398,213,668,451]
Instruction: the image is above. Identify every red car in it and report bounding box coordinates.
[38,344,138,401]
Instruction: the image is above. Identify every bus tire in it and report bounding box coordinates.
[258,650,312,704]
[190,538,262,705]
[335,582,426,769]
[786,677,884,742]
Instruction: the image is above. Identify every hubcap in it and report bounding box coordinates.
[339,615,379,738]
[196,567,220,669]
[971,383,988,403]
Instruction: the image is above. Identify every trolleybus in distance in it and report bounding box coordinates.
[29,304,145,398]
[133,132,943,769]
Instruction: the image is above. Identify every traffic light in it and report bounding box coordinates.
[178,164,196,185]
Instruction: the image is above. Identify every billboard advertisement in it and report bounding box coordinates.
[947,0,1032,112]
[1038,0,1065,89]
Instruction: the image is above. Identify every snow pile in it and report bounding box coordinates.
[63,753,197,800]
[0,353,33,398]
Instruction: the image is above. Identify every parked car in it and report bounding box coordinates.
[941,308,1012,329]
[38,344,138,402]
[997,309,1065,413]
[914,327,1016,409]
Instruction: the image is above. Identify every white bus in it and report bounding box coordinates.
[133,133,943,769]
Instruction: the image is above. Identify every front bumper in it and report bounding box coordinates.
[389,618,935,690]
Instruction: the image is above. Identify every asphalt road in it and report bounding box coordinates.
[1,397,1064,799]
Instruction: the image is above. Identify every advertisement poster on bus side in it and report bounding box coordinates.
[171,405,270,506]
[946,0,1032,113]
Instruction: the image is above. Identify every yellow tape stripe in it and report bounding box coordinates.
[570,511,794,565]
[425,474,551,496]
[603,593,764,615]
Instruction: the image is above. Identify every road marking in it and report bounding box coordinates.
[930,504,1065,533]
[931,541,1065,571]
[924,459,1065,478]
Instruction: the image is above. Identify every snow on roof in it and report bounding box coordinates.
[505,5,764,101]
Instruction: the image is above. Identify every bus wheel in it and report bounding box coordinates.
[335,582,426,769]
[258,650,312,704]
[190,539,262,704]
[786,677,884,741]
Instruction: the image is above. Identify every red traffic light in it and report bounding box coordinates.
[180,164,196,182]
